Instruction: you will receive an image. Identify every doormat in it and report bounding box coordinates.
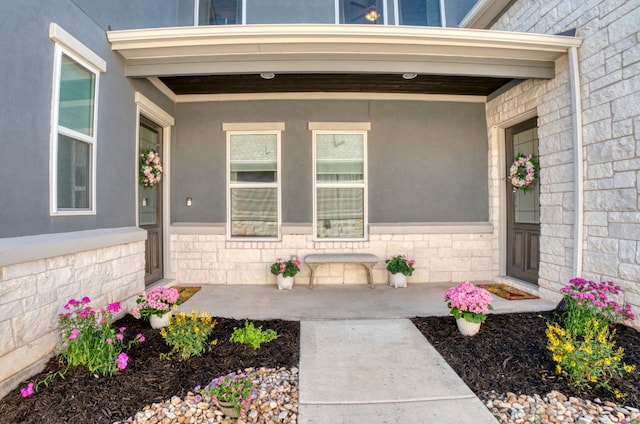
[173,285,201,303]
[477,283,539,300]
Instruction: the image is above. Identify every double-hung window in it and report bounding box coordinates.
[49,24,105,215]
[224,123,283,239]
[311,123,369,241]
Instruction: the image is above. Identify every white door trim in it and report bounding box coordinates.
[135,92,175,281]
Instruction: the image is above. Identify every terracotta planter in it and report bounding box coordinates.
[276,274,294,290]
[388,272,407,288]
[217,400,240,418]
[456,318,481,336]
[149,311,172,329]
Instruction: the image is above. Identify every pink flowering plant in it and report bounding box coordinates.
[58,297,144,376]
[139,148,163,188]
[559,278,635,334]
[385,254,416,276]
[132,286,182,319]
[21,297,144,397]
[195,372,257,418]
[444,281,494,324]
[270,257,301,278]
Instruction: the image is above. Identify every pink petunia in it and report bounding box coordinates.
[69,329,81,340]
[20,382,34,398]
[116,352,128,370]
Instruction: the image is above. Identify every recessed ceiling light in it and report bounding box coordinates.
[260,72,275,80]
[402,73,418,80]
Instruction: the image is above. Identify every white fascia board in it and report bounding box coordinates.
[108,25,581,79]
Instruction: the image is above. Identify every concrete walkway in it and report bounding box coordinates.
[176,283,556,423]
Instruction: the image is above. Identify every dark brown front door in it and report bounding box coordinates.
[506,118,540,284]
[139,117,163,286]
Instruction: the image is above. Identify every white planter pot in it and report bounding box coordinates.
[388,272,407,288]
[456,318,481,336]
[276,274,294,290]
[150,311,172,329]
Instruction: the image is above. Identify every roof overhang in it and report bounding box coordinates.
[108,24,582,81]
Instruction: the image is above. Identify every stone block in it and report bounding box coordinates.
[0,320,15,356]
[0,331,57,382]
[583,251,620,276]
[0,276,37,303]
[2,260,46,280]
[0,300,24,322]
[584,189,637,212]
[13,303,58,345]
[620,263,640,283]
[96,245,122,263]
[614,171,636,188]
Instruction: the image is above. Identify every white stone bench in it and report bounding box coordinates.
[304,253,379,289]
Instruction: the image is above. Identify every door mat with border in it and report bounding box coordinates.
[173,286,201,303]
[477,283,539,300]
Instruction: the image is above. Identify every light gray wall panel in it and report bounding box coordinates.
[69,0,180,30]
[171,100,488,224]
[0,1,173,238]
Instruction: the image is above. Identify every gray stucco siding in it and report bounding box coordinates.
[0,1,175,238]
[171,99,489,225]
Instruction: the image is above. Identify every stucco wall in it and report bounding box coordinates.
[488,0,640,324]
[171,99,489,225]
[0,1,175,239]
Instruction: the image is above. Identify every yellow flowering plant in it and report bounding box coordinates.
[547,278,636,396]
[546,317,634,393]
[160,310,217,360]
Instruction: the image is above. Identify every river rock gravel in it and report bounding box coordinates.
[484,390,640,424]
[114,367,298,424]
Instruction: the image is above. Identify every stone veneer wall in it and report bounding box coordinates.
[169,224,496,286]
[486,0,640,324]
[0,229,146,398]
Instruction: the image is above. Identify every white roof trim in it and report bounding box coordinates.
[50,23,107,72]
[108,25,581,80]
[459,0,512,29]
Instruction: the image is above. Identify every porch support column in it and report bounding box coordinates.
[568,46,584,277]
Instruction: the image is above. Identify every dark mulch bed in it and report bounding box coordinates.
[0,316,299,424]
[412,310,640,408]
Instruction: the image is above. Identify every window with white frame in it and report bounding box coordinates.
[49,24,104,214]
[311,124,369,240]
[225,124,283,239]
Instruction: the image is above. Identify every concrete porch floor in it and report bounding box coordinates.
[176,282,557,321]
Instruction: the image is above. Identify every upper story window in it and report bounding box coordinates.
[340,0,385,24]
[398,0,441,26]
[49,24,105,215]
[310,123,370,241]
[198,0,241,25]
[224,123,284,240]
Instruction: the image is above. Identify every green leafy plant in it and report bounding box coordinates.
[270,257,301,277]
[230,320,278,351]
[160,310,217,360]
[57,297,144,376]
[21,297,145,397]
[385,254,416,276]
[546,278,636,397]
[195,372,256,418]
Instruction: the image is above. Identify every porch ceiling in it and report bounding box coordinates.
[108,25,581,98]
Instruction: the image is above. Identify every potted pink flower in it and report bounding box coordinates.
[444,281,493,336]
[132,286,182,329]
